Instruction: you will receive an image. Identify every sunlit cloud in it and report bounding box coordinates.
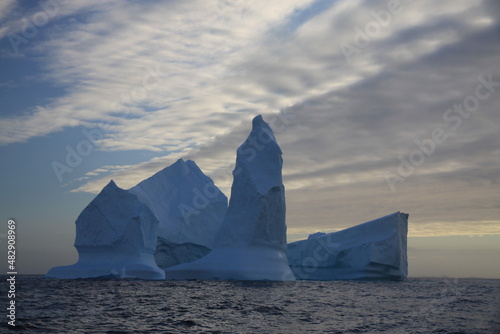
[409,221,500,237]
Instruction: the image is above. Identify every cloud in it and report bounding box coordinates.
[70,153,193,194]
[408,221,500,237]
[0,0,313,147]
[0,0,122,40]
[0,0,16,26]
[1,0,499,237]
[186,0,500,236]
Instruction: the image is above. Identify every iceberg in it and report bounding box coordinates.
[46,180,165,279]
[129,158,227,269]
[46,117,408,282]
[165,115,295,281]
[287,212,408,281]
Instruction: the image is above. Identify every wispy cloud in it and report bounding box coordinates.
[1,0,499,236]
[0,0,312,147]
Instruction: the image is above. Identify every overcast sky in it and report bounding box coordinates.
[0,0,499,278]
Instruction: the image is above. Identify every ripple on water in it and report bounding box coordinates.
[2,276,499,334]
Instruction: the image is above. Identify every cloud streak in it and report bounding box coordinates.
[1,0,499,237]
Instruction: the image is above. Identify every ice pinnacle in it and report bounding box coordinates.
[165,115,295,280]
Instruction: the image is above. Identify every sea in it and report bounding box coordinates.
[1,276,499,333]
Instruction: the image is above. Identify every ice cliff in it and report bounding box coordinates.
[129,159,227,269]
[46,180,165,280]
[287,212,408,281]
[165,115,295,281]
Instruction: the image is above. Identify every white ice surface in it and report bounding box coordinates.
[287,212,408,281]
[46,180,164,280]
[235,115,282,196]
[165,115,295,281]
[165,246,295,281]
[129,159,227,249]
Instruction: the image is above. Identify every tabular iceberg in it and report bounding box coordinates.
[165,115,296,281]
[46,180,165,280]
[287,212,408,281]
[129,159,227,269]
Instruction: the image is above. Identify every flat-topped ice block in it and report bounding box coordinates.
[287,212,408,281]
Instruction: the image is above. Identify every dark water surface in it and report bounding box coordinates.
[1,276,499,333]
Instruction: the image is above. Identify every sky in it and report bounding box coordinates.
[0,0,499,278]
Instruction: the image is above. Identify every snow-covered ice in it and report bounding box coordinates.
[287,212,408,281]
[46,180,165,279]
[165,115,295,281]
[129,158,227,269]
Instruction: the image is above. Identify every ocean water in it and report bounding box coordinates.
[1,276,499,333]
